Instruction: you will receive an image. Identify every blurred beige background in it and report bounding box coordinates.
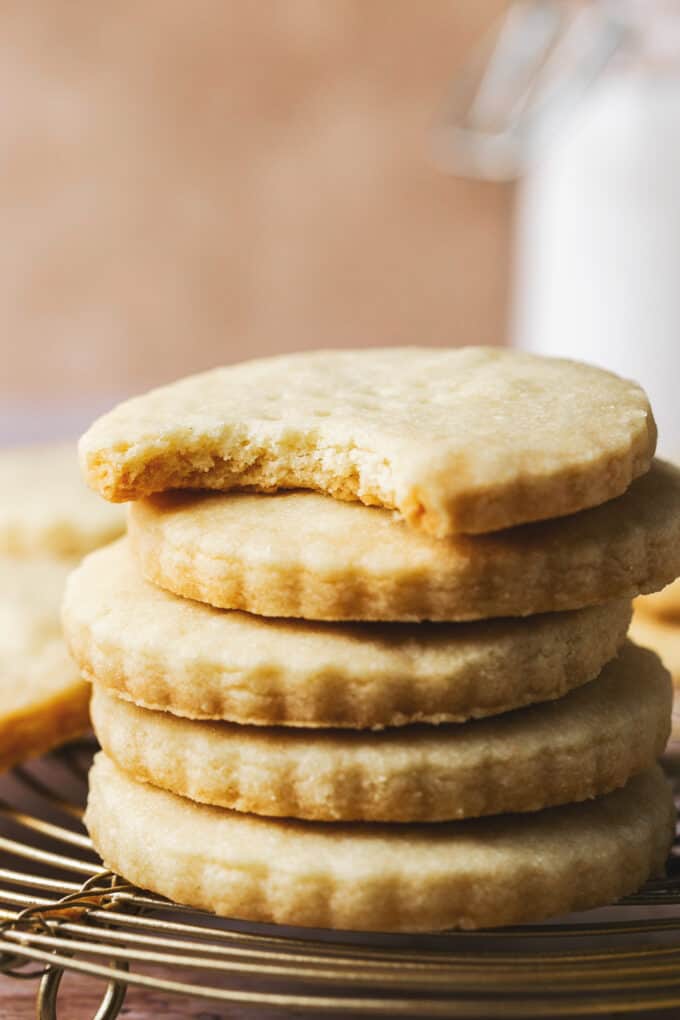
[0,1,510,437]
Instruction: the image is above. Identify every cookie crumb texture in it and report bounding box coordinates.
[86,756,674,932]
[79,348,656,536]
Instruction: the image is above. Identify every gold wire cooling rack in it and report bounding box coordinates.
[1,741,680,1020]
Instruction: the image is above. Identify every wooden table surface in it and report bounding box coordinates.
[1,974,246,1019]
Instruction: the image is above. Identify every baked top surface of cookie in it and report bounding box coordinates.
[0,556,90,770]
[90,642,671,822]
[63,540,631,728]
[86,755,675,932]
[0,443,124,558]
[79,347,656,536]
[126,460,680,622]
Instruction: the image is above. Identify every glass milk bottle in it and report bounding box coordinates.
[438,1,680,455]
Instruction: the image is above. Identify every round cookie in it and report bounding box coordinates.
[63,542,632,728]
[636,578,680,624]
[0,443,124,558]
[0,557,90,771]
[79,347,655,537]
[90,643,671,823]
[127,460,680,622]
[86,755,675,932]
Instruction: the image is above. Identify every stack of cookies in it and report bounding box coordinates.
[63,348,680,931]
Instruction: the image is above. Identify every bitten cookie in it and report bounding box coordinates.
[63,542,631,728]
[127,460,680,622]
[0,557,90,771]
[79,347,655,536]
[86,755,675,932]
[90,643,671,822]
[0,443,124,558]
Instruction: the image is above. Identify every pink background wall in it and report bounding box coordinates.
[0,1,510,436]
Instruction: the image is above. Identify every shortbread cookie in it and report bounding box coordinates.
[90,643,671,822]
[63,542,631,728]
[636,579,680,624]
[630,613,680,688]
[0,557,90,771]
[0,443,124,558]
[127,460,680,622]
[86,755,674,932]
[79,348,655,537]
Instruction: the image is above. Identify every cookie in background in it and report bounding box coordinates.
[0,443,124,559]
[632,578,680,738]
[636,578,680,625]
[0,443,125,771]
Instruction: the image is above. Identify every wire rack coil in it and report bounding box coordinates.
[1,740,680,1019]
